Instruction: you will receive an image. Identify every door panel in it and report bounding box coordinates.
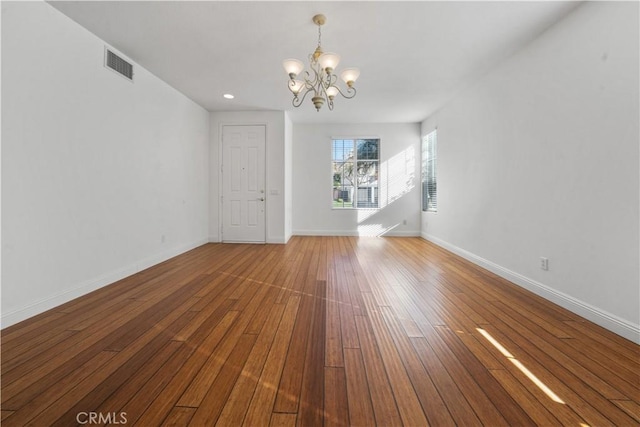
[222,125,266,243]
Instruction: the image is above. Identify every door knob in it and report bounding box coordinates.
[258,197,265,201]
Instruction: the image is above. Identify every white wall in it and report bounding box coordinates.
[1,2,210,326]
[421,2,639,342]
[293,123,421,236]
[284,112,293,242]
[209,111,290,244]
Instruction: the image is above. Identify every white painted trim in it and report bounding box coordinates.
[293,229,421,237]
[1,238,208,328]
[422,232,640,344]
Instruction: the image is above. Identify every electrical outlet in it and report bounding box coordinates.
[161,234,166,243]
[402,219,407,225]
[540,257,549,271]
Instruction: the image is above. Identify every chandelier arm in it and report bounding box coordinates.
[287,80,299,95]
[302,69,314,86]
[318,75,332,99]
[310,65,322,88]
[292,87,313,108]
[312,67,327,101]
[318,76,329,97]
[328,72,338,87]
[330,84,357,99]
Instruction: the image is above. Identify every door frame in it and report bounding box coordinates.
[218,123,268,243]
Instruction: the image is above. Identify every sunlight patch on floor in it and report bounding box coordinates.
[476,328,565,405]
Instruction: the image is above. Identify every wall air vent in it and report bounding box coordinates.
[104,47,134,81]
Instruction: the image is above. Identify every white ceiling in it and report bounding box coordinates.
[48,1,580,124]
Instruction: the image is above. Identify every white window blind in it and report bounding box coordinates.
[422,130,437,212]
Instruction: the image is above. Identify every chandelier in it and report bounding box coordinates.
[283,14,360,112]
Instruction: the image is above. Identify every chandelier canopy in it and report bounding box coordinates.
[283,14,360,112]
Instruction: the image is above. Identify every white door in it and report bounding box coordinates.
[222,125,266,243]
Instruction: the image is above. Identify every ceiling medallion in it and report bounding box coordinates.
[283,14,360,112]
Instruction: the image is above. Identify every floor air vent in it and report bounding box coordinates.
[105,48,134,81]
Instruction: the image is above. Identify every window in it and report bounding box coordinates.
[422,130,437,212]
[332,138,379,209]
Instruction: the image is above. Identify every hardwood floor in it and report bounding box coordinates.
[1,236,638,426]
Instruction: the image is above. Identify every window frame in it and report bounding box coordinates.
[422,130,437,212]
[331,138,380,210]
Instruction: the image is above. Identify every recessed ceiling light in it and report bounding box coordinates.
[223,94,234,99]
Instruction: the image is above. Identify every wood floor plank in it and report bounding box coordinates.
[1,329,80,374]
[275,239,309,304]
[491,300,633,399]
[479,321,632,427]
[2,276,207,410]
[360,260,508,427]
[91,340,184,417]
[1,238,637,427]
[611,400,640,423]
[18,310,196,427]
[489,368,568,426]
[215,302,286,426]
[559,333,639,392]
[361,293,429,426]
[177,309,252,406]
[433,325,536,426]
[563,319,640,369]
[133,310,240,426]
[325,267,344,367]
[324,367,349,427]
[474,323,598,426]
[115,342,194,426]
[411,337,485,426]
[189,333,257,426]
[384,286,424,338]
[1,312,69,346]
[244,281,283,335]
[336,271,360,350]
[378,306,455,426]
[343,348,376,427]
[417,326,511,425]
[269,412,297,427]
[272,293,314,413]
[0,351,118,425]
[273,271,322,414]
[161,406,196,426]
[178,280,272,409]
[352,313,404,427]
[296,280,327,427]
[243,294,301,427]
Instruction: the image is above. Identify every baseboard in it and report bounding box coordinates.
[1,238,209,328]
[293,229,421,237]
[135,239,209,272]
[267,236,287,244]
[209,236,287,244]
[422,232,640,344]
